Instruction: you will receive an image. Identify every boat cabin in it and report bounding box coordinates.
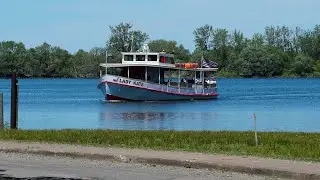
[117,51,176,85]
[122,51,175,65]
[100,44,218,89]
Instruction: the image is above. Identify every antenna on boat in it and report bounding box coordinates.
[130,22,134,52]
[105,49,112,74]
[105,50,108,74]
[200,52,205,81]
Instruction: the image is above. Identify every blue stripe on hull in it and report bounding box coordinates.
[97,83,107,96]
[105,83,217,101]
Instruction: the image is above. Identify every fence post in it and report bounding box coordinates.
[0,93,3,129]
[253,113,258,146]
[10,73,18,129]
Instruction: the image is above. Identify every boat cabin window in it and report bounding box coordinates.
[124,55,133,61]
[147,55,157,61]
[160,55,174,64]
[136,55,146,61]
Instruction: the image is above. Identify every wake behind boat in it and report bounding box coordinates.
[97,44,219,101]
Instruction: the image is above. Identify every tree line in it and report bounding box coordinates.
[0,22,319,78]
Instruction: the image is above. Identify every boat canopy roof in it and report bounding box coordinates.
[99,62,218,71]
[101,44,218,72]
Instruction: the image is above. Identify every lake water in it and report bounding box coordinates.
[0,78,319,132]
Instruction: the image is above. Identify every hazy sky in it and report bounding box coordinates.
[1,0,319,53]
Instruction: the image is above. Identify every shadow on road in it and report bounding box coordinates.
[0,169,94,180]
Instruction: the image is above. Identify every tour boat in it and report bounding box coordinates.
[97,44,218,101]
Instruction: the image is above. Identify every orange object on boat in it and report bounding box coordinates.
[176,63,199,68]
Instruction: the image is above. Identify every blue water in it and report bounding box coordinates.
[0,78,319,132]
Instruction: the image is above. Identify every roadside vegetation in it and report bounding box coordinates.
[1,22,320,78]
[0,129,319,162]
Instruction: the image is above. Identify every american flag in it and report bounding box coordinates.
[201,57,209,68]
[208,60,218,68]
[201,56,218,68]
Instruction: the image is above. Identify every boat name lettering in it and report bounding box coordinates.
[133,81,144,86]
[113,77,144,87]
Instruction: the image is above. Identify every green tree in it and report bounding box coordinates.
[191,49,215,64]
[290,54,314,77]
[48,46,72,77]
[248,33,265,48]
[193,24,213,51]
[315,60,320,72]
[70,49,90,78]
[24,48,39,77]
[311,25,320,60]
[33,42,52,77]
[88,47,107,77]
[235,46,286,77]
[230,29,248,54]
[148,39,191,62]
[0,41,27,75]
[211,28,231,69]
[106,22,149,62]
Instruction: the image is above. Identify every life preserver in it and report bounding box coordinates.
[160,56,166,63]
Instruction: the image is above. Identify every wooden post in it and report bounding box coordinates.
[128,66,130,78]
[202,70,205,94]
[0,93,3,129]
[158,67,160,84]
[10,73,18,129]
[253,113,258,146]
[178,69,180,93]
[194,71,196,86]
[145,66,147,82]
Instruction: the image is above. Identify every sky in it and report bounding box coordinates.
[1,0,319,54]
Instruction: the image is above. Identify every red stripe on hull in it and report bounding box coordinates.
[106,94,130,101]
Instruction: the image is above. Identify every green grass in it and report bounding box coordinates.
[0,129,320,162]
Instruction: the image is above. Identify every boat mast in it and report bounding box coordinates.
[130,22,134,52]
[129,22,134,78]
[200,53,204,92]
[178,69,180,93]
[105,50,112,75]
[105,51,108,75]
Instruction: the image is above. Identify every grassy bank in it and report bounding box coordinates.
[0,129,319,162]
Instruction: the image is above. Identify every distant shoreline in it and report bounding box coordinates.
[0,76,99,80]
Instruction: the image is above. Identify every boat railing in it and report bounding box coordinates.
[104,74,217,95]
[149,80,217,95]
[161,82,216,95]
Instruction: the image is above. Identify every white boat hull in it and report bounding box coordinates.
[98,75,218,101]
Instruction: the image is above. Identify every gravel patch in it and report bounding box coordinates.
[0,152,289,180]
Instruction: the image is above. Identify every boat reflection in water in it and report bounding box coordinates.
[99,110,218,130]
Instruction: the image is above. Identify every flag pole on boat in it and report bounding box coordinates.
[200,52,204,82]
[105,50,108,75]
[105,50,113,76]
[130,21,135,52]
